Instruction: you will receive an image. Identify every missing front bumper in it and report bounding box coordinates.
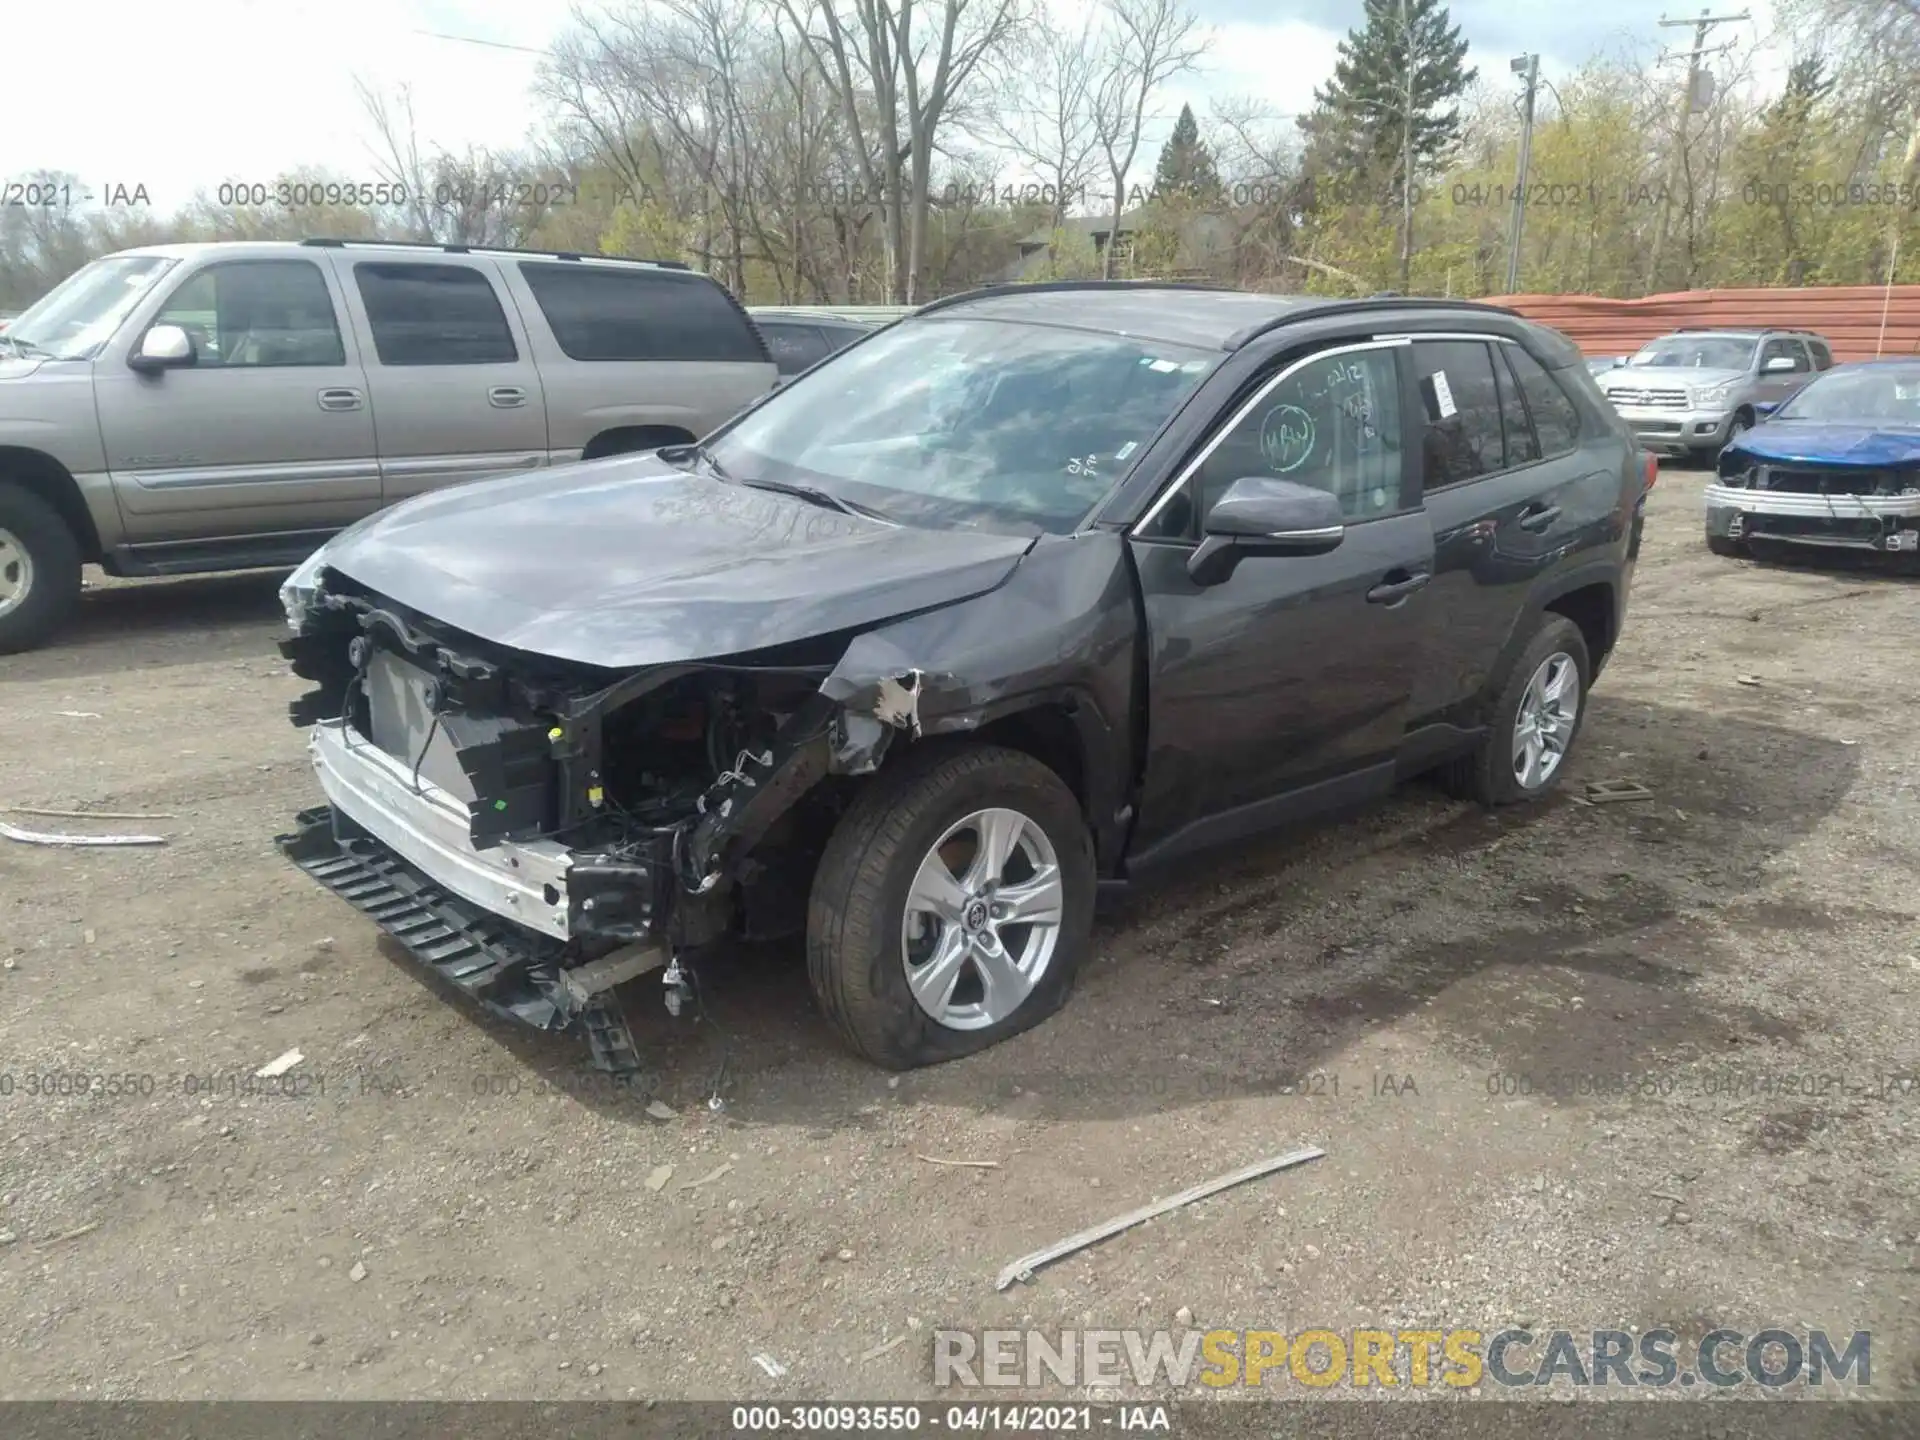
[277,806,668,1071]
[1706,485,1920,552]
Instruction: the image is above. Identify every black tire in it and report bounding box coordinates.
[1438,614,1591,808]
[1707,534,1747,558]
[806,742,1095,1069]
[0,481,84,655]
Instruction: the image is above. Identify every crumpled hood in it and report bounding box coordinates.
[1724,421,1920,470]
[319,453,1036,668]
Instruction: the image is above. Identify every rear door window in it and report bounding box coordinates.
[1492,346,1541,467]
[1806,338,1834,371]
[519,263,765,362]
[758,321,832,375]
[1504,346,1582,458]
[1411,339,1505,488]
[353,262,517,366]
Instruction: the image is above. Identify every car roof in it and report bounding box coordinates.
[913,282,1521,352]
[1658,328,1821,340]
[100,238,697,273]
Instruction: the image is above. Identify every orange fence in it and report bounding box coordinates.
[1480,286,1920,363]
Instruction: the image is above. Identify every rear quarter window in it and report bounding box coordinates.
[519,263,766,363]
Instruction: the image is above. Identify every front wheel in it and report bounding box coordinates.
[1707,534,1747,558]
[806,743,1095,1069]
[1440,615,1591,807]
[0,481,84,655]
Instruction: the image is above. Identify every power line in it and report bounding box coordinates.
[413,29,552,57]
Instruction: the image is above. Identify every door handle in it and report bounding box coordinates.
[1516,503,1562,532]
[317,388,364,411]
[1366,570,1431,605]
[489,386,528,408]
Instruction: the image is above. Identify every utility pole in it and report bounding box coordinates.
[1647,8,1747,290]
[1504,54,1540,294]
[1398,0,1417,294]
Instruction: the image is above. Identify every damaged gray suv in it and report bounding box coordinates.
[279,283,1644,1072]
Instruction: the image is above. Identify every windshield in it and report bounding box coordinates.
[3,255,177,361]
[704,316,1220,533]
[1773,367,1920,425]
[1629,336,1755,371]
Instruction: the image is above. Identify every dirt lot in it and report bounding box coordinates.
[1,467,1916,1405]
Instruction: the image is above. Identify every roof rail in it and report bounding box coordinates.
[298,237,691,270]
[1221,295,1521,350]
[915,278,1231,317]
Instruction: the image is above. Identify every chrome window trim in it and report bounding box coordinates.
[1374,332,1517,344]
[1131,337,1413,537]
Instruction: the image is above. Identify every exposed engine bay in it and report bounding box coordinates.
[276,569,921,1074]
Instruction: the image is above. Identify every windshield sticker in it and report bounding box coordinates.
[1260,404,1316,473]
[1431,370,1457,418]
[1115,441,1139,460]
[1180,359,1209,372]
[1146,358,1181,373]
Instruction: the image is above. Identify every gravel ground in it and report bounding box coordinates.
[0,467,1915,1406]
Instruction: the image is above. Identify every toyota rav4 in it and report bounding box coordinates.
[276,283,1648,1073]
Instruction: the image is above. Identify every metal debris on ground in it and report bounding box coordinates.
[52,711,102,719]
[644,1099,678,1121]
[1582,780,1654,804]
[917,1154,999,1169]
[3,807,176,820]
[995,1145,1327,1290]
[1736,675,1763,687]
[751,1353,788,1378]
[255,1049,304,1079]
[860,1334,907,1362]
[683,1162,733,1189]
[0,818,166,847]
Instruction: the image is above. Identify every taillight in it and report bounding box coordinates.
[1642,453,1658,491]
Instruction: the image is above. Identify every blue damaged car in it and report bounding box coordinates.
[1706,359,1920,558]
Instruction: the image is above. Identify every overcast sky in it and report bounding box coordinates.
[3,0,1786,218]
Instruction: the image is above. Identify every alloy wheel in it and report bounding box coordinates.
[1512,651,1580,790]
[900,807,1064,1031]
[0,526,33,620]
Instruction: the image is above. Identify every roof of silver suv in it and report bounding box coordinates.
[103,237,699,273]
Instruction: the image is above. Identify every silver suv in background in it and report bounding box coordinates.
[1597,328,1832,461]
[0,239,778,652]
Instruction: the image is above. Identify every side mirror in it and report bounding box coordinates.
[1752,400,1779,416]
[129,324,195,372]
[1188,476,1346,586]
[1762,355,1796,373]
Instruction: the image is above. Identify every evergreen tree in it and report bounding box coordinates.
[1299,0,1474,289]
[1152,103,1222,202]
[1301,0,1475,182]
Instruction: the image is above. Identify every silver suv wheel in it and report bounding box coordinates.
[0,525,34,620]
[1513,651,1580,790]
[900,806,1064,1031]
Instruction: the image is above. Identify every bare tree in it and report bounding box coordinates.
[1090,0,1209,279]
[357,79,549,246]
[979,18,1103,240]
[774,0,1028,302]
